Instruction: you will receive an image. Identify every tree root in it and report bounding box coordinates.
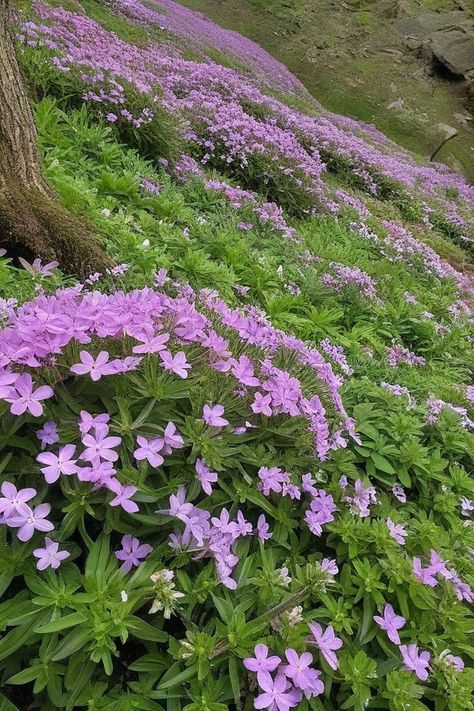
[0,183,114,278]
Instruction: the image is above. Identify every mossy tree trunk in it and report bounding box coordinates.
[0,0,114,276]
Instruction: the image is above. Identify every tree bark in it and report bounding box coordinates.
[0,0,114,276]
[0,0,51,197]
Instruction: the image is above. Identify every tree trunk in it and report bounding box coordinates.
[0,0,114,277]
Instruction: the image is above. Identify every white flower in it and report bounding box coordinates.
[101,208,111,218]
[120,590,128,602]
[141,239,150,248]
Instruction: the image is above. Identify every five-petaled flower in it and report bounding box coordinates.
[33,537,70,570]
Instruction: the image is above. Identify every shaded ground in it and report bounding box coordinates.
[175,0,474,179]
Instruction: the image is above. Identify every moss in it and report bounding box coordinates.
[0,180,113,277]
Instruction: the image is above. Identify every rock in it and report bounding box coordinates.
[396,10,472,38]
[453,111,472,125]
[377,0,403,19]
[430,28,474,76]
[396,10,474,79]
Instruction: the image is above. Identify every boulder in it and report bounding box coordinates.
[430,28,474,76]
[396,10,474,79]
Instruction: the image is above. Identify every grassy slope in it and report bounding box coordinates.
[174,0,474,180]
[0,1,472,708]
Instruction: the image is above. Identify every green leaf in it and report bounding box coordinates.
[126,616,168,642]
[52,627,92,661]
[7,665,43,685]
[157,664,197,690]
[371,453,395,474]
[228,657,241,710]
[35,611,86,634]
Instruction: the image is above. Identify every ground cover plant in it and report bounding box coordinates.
[0,1,473,710]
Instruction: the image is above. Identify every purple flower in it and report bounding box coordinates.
[443,653,464,672]
[3,374,53,417]
[373,604,406,644]
[133,436,164,468]
[154,422,184,454]
[195,458,218,495]
[108,482,139,513]
[251,392,273,416]
[36,421,59,449]
[308,622,342,670]
[256,514,272,541]
[387,518,407,545]
[235,510,252,536]
[461,497,473,516]
[282,649,324,697]
[81,428,121,463]
[8,503,54,541]
[243,644,281,686]
[0,482,36,518]
[202,404,229,427]
[78,411,110,435]
[412,557,438,587]
[399,644,430,681]
[37,445,78,484]
[253,672,301,711]
[321,558,338,576]
[392,484,406,503]
[132,330,170,354]
[258,466,289,496]
[70,351,112,381]
[167,487,194,522]
[115,534,152,573]
[160,350,191,378]
[33,537,69,570]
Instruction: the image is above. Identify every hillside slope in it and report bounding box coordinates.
[0,1,472,709]
[176,0,474,180]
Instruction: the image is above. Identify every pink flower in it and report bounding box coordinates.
[133,436,164,468]
[399,644,430,681]
[70,351,112,381]
[33,537,69,570]
[202,404,229,427]
[8,503,54,541]
[37,445,78,484]
[387,518,407,545]
[243,644,281,686]
[373,604,406,644]
[308,623,342,670]
[253,672,301,711]
[3,374,53,417]
[0,482,36,518]
[160,350,191,378]
[115,534,152,573]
